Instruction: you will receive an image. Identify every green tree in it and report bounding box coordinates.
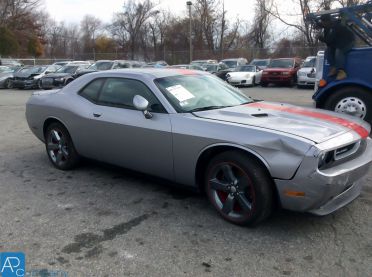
[0,27,19,56]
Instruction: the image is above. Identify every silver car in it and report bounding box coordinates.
[26,69,372,226]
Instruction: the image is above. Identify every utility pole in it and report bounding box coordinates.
[186,1,193,63]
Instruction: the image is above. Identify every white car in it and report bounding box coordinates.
[226,65,262,86]
[297,56,316,88]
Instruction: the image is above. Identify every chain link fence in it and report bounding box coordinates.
[14,46,325,65]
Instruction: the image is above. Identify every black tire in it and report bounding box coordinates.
[45,122,80,170]
[260,82,268,87]
[37,79,42,89]
[324,86,372,124]
[288,77,296,87]
[252,76,256,86]
[5,78,13,89]
[65,79,73,86]
[205,150,273,226]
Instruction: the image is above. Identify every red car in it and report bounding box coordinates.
[260,58,302,87]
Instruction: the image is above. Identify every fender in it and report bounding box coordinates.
[313,78,372,106]
[197,142,271,173]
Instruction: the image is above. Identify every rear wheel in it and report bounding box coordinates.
[324,86,372,123]
[205,151,273,226]
[45,122,80,170]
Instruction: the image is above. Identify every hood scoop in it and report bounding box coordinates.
[251,113,269,118]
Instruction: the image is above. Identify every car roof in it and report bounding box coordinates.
[94,68,208,79]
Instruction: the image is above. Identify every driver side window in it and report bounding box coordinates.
[97,78,166,113]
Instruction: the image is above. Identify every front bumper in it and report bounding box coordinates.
[41,77,65,89]
[227,77,253,86]
[261,75,292,83]
[13,79,38,89]
[275,137,372,215]
[297,75,315,86]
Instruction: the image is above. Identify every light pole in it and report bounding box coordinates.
[186,1,192,63]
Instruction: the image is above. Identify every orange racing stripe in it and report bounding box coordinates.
[246,102,369,138]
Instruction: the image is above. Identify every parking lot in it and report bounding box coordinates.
[0,86,371,276]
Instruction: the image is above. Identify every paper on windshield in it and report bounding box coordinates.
[166,85,195,102]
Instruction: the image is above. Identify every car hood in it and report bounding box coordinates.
[0,72,13,79]
[14,72,43,78]
[228,72,255,77]
[298,67,316,74]
[43,73,71,78]
[264,68,293,72]
[193,101,370,143]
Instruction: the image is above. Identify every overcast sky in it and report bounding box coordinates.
[43,0,257,24]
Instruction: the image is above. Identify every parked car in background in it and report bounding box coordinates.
[297,56,316,88]
[40,64,90,89]
[261,58,302,87]
[145,61,169,68]
[204,62,231,80]
[0,59,23,67]
[249,59,271,69]
[26,68,372,226]
[12,65,60,89]
[74,60,138,78]
[191,59,218,66]
[0,66,20,89]
[52,61,72,67]
[226,65,262,86]
[171,64,204,70]
[220,58,248,70]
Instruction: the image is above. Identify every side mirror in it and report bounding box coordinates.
[133,95,153,119]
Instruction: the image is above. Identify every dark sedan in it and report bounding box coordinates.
[204,63,232,80]
[40,64,90,89]
[12,65,60,89]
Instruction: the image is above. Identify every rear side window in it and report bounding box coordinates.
[79,78,104,103]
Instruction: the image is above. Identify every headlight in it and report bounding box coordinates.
[226,74,230,78]
[262,71,269,75]
[282,72,290,76]
[55,78,64,82]
[318,151,334,168]
[245,74,252,78]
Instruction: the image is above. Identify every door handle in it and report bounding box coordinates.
[93,113,102,118]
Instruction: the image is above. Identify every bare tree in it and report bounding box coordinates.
[114,0,156,59]
[80,15,102,56]
[266,0,331,48]
[249,0,273,53]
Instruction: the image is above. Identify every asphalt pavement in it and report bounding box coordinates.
[0,86,371,277]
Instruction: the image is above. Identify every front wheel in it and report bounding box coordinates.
[45,122,80,170]
[324,86,372,123]
[260,82,268,87]
[5,78,13,89]
[205,151,273,226]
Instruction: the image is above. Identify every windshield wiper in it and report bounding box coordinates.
[188,105,233,113]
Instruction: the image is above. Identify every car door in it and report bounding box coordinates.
[76,77,174,180]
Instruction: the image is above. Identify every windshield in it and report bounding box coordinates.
[205,64,218,72]
[56,66,78,74]
[302,58,316,68]
[20,66,46,74]
[251,60,269,66]
[89,62,113,70]
[154,74,252,113]
[268,59,294,68]
[236,65,255,72]
[0,66,13,73]
[222,60,238,68]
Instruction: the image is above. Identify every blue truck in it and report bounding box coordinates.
[308,2,372,124]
